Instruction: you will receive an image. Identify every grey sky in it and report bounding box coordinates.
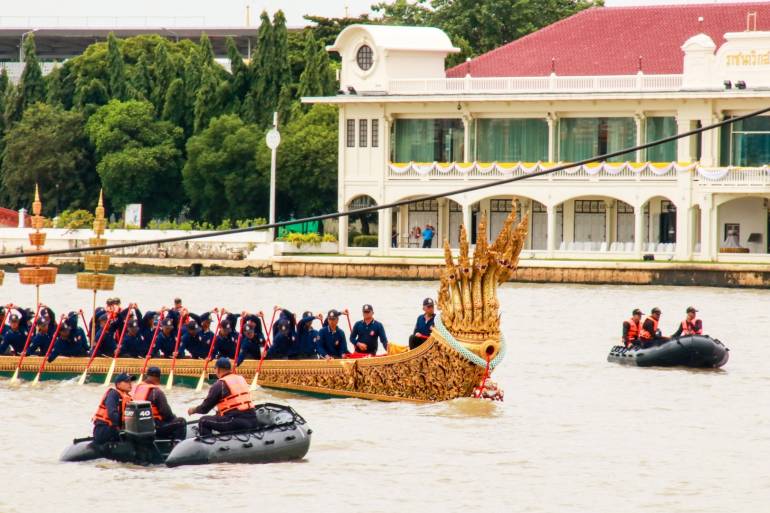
[0,0,767,28]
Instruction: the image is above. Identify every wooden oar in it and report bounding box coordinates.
[77,313,115,385]
[9,303,42,383]
[232,313,245,375]
[0,303,14,345]
[195,308,223,392]
[165,312,188,390]
[141,310,165,376]
[103,304,135,386]
[32,314,67,385]
[251,312,273,390]
[78,309,89,340]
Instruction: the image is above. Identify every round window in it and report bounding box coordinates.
[356,45,373,71]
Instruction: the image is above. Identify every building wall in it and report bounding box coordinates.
[716,197,767,252]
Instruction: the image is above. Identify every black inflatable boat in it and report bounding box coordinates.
[61,402,311,467]
[607,335,729,368]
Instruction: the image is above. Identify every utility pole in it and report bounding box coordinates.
[265,111,281,241]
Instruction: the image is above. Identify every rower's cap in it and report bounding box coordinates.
[128,319,139,329]
[9,313,19,322]
[114,373,137,384]
[106,298,115,305]
[174,297,182,304]
[632,308,644,316]
[243,324,254,333]
[651,307,662,314]
[98,313,109,321]
[215,357,232,370]
[220,320,231,330]
[199,312,211,323]
[327,309,339,320]
[146,366,161,378]
[162,318,174,327]
[686,306,698,313]
[362,304,374,313]
[423,298,435,307]
[186,320,199,331]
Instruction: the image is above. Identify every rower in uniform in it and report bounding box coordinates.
[92,372,136,445]
[0,313,28,355]
[187,357,258,436]
[265,316,297,359]
[180,320,209,359]
[154,317,178,358]
[671,306,703,338]
[119,319,145,357]
[408,298,435,350]
[237,318,265,365]
[622,308,644,348]
[639,307,670,348]
[26,317,53,356]
[214,320,237,359]
[317,310,349,359]
[294,311,320,359]
[350,304,388,355]
[92,313,118,356]
[48,316,89,361]
[133,366,187,440]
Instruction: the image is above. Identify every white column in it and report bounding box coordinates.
[547,113,557,162]
[634,113,644,162]
[462,203,472,235]
[675,205,691,260]
[676,116,694,162]
[377,208,390,254]
[701,194,715,261]
[547,204,558,255]
[337,106,347,254]
[563,200,575,243]
[699,113,719,167]
[634,205,644,256]
[605,200,614,243]
[462,115,471,162]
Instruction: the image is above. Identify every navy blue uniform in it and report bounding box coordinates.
[317,326,348,358]
[92,325,117,357]
[409,314,435,349]
[215,333,238,359]
[92,388,125,445]
[120,332,146,357]
[350,319,388,355]
[295,328,320,359]
[48,328,89,362]
[26,331,53,356]
[0,325,28,354]
[266,331,297,359]
[154,330,177,358]
[180,332,210,359]
[237,332,265,365]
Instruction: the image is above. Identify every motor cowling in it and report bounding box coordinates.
[124,401,156,438]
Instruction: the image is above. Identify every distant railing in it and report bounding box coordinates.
[0,16,206,28]
[0,62,58,83]
[696,166,770,186]
[388,74,684,95]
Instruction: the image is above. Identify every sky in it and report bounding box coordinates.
[0,0,769,28]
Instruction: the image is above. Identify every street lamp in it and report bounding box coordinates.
[265,111,281,241]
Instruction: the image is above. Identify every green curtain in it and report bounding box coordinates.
[606,118,636,161]
[393,119,464,162]
[476,119,548,162]
[729,117,770,166]
[646,117,677,162]
[559,118,599,161]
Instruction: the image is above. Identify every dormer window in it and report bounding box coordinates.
[356,45,373,71]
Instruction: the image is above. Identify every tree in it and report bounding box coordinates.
[198,33,215,69]
[256,104,338,219]
[162,77,186,129]
[0,103,96,214]
[151,42,174,114]
[129,52,153,101]
[193,70,219,133]
[182,114,266,223]
[86,100,184,220]
[73,76,109,116]
[107,32,127,100]
[16,34,47,116]
[297,32,322,100]
[243,11,273,124]
[0,68,8,136]
[226,36,249,109]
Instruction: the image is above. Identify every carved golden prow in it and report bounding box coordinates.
[438,201,528,342]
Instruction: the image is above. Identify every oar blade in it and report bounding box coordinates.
[77,369,88,386]
[31,373,41,386]
[194,371,206,392]
[249,372,259,391]
[166,370,174,390]
[103,359,116,386]
[9,367,19,383]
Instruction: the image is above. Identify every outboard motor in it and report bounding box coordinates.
[124,401,156,439]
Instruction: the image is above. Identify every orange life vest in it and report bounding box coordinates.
[639,316,658,340]
[625,318,641,343]
[681,318,702,336]
[216,373,254,415]
[132,382,162,421]
[92,387,131,427]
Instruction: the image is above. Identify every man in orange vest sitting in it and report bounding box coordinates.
[92,372,135,445]
[621,308,643,348]
[639,307,670,348]
[671,306,703,338]
[133,366,187,441]
[187,357,258,436]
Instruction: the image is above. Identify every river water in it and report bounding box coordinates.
[0,274,768,513]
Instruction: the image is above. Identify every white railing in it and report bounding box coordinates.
[0,16,206,28]
[388,74,684,95]
[696,166,770,187]
[0,62,59,83]
[556,241,675,253]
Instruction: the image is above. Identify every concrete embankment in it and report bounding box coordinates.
[3,255,770,288]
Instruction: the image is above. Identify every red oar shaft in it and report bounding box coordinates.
[256,315,271,374]
[36,315,67,375]
[232,317,245,373]
[200,309,224,373]
[111,305,135,359]
[167,313,188,376]
[141,311,165,375]
[82,314,115,371]
[78,310,89,339]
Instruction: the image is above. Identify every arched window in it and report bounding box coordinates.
[356,45,373,71]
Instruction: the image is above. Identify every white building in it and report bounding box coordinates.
[307,3,770,262]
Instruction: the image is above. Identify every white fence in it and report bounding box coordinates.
[388,74,684,95]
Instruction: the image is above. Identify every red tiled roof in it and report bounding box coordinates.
[446,2,770,77]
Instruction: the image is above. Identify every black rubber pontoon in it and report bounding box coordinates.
[607,335,729,368]
[60,402,311,467]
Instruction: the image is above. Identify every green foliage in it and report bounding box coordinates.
[282,232,322,248]
[297,32,322,99]
[16,34,46,117]
[107,33,127,100]
[1,103,96,214]
[182,114,266,223]
[352,235,378,247]
[86,100,183,219]
[322,233,338,242]
[161,78,186,128]
[54,209,95,229]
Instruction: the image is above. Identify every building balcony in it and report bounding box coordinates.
[387,74,684,96]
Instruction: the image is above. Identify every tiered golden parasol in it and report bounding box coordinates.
[18,185,57,305]
[76,190,115,341]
